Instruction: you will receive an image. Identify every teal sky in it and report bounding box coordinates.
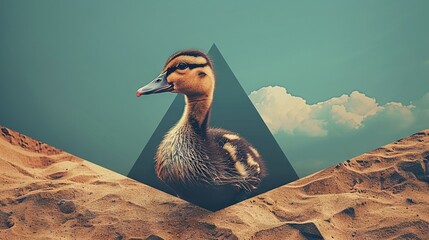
[1,1,428,177]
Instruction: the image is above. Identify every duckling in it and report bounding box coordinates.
[136,50,266,210]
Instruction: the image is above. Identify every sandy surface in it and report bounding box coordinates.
[0,125,428,240]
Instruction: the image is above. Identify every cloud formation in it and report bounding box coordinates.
[249,86,417,137]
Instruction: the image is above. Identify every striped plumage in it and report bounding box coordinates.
[136,50,266,210]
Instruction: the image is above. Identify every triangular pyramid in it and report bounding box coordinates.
[128,44,298,210]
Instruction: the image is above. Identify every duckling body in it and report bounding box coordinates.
[137,50,265,210]
[156,110,264,209]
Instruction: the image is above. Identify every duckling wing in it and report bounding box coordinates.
[208,128,266,191]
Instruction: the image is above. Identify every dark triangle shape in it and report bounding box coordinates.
[128,44,299,210]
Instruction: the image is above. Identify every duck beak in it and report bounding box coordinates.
[136,71,174,97]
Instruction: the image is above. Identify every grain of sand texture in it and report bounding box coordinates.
[0,125,428,240]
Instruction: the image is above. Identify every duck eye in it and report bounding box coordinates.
[177,62,188,70]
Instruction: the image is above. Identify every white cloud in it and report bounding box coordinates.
[249,86,326,136]
[249,86,417,137]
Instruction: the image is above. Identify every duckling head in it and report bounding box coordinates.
[136,50,215,100]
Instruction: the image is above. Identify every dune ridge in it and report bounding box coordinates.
[0,125,428,239]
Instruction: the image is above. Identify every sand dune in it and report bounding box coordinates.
[0,125,428,239]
